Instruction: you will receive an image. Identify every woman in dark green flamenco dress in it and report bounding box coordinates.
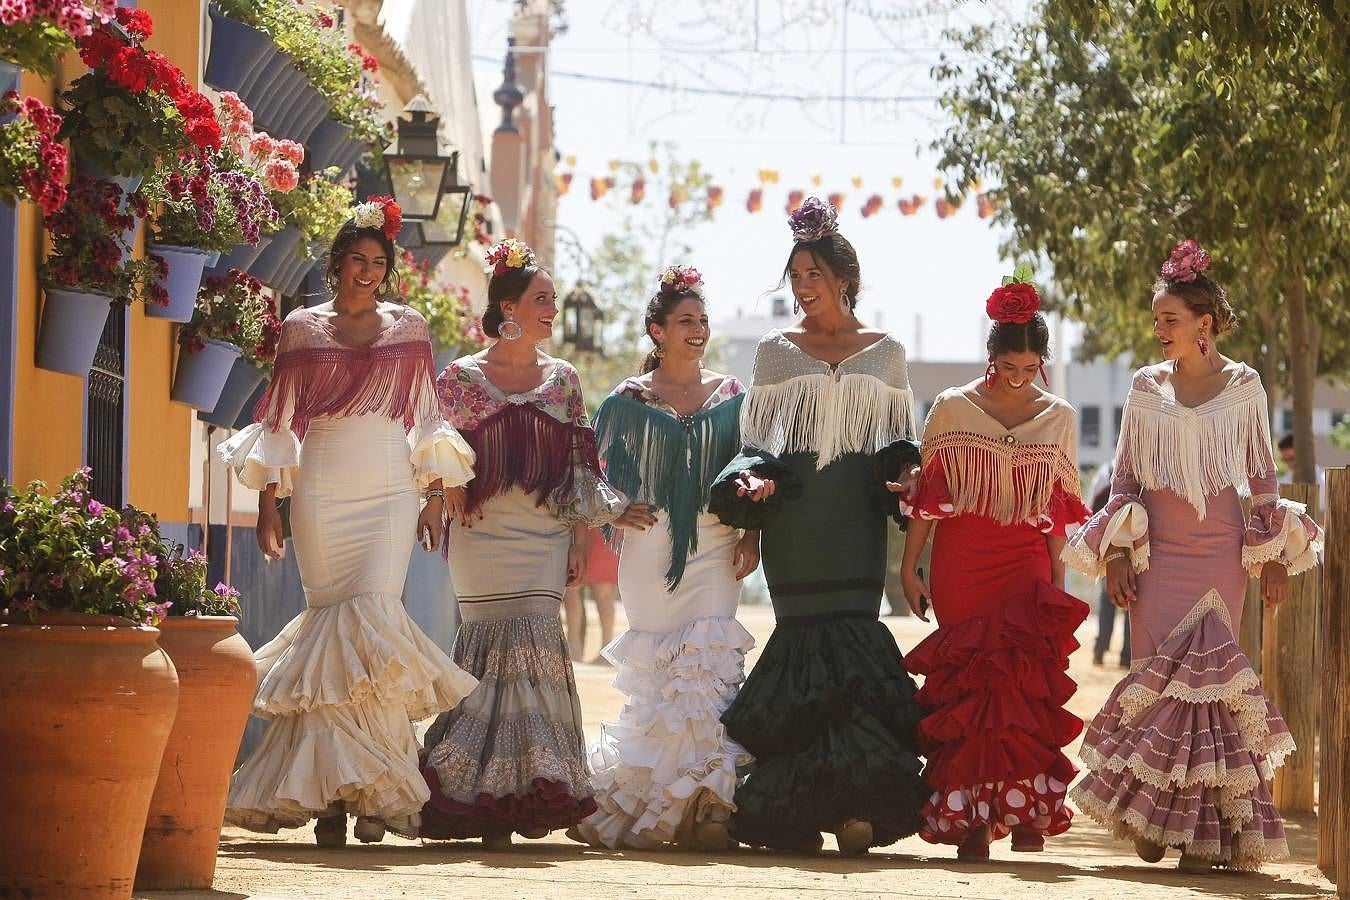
[708,197,929,855]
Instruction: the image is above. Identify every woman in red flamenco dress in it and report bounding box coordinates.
[899,274,1090,860]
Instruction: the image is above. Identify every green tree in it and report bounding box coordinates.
[933,3,1350,482]
[557,148,716,411]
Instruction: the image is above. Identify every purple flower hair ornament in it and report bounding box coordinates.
[788,196,839,244]
[1161,239,1211,283]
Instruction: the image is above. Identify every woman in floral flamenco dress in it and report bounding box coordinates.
[1064,240,1323,872]
[220,200,479,846]
[419,240,629,849]
[900,272,1090,860]
[575,266,758,852]
[708,198,929,856]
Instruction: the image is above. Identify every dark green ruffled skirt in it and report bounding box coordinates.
[721,613,928,850]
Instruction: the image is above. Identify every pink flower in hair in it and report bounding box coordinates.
[1161,239,1211,283]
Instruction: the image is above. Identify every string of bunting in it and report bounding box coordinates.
[552,157,996,220]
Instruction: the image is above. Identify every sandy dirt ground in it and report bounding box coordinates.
[137,602,1338,900]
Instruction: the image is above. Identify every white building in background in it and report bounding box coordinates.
[713,308,1350,475]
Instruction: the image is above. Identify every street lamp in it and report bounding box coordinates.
[383,95,455,221]
[561,283,603,354]
[419,161,473,247]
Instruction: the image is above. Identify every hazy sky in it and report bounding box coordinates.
[467,0,1057,362]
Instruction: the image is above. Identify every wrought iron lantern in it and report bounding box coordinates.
[561,284,603,354]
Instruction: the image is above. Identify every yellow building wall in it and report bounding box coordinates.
[11,2,200,522]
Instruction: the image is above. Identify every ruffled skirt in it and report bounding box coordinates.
[1070,591,1294,869]
[906,579,1087,844]
[225,593,479,837]
[720,613,929,850]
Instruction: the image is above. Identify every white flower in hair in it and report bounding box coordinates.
[352,201,385,229]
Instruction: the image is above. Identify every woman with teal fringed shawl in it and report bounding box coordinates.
[572,266,759,852]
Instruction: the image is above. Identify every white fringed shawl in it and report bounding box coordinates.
[1118,364,1276,519]
[919,389,1082,525]
[740,330,916,469]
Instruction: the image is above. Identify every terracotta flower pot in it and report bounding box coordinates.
[136,616,256,891]
[0,612,179,899]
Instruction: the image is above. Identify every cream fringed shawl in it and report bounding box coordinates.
[739,330,916,468]
[920,389,1083,526]
[1117,364,1275,519]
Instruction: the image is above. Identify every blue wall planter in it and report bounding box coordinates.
[198,357,267,428]
[247,227,302,287]
[144,244,209,322]
[171,338,241,411]
[206,234,272,280]
[204,5,277,98]
[35,287,113,376]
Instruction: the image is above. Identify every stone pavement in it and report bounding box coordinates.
[137,602,1338,900]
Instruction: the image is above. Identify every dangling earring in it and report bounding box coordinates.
[984,357,997,389]
[839,286,849,310]
[497,316,522,341]
[1038,363,1049,386]
[793,298,800,315]
[653,343,666,359]
[1197,330,1210,357]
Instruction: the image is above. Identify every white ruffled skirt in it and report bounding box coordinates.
[577,514,754,849]
[225,416,477,837]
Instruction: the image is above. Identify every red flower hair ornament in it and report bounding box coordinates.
[1160,239,1211,283]
[352,196,402,241]
[985,263,1041,323]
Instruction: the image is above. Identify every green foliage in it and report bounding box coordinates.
[933,2,1349,479]
[0,18,76,79]
[180,269,279,367]
[150,539,243,618]
[0,470,168,624]
[58,71,189,178]
[400,252,486,357]
[563,148,717,411]
[274,168,354,255]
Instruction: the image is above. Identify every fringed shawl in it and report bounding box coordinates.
[437,356,606,516]
[254,306,439,441]
[594,389,744,588]
[740,330,916,469]
[919,388,1082,526]
[1117,364,1275,518]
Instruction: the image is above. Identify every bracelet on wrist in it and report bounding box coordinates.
[1105,550,1128,563]
[424,489,445,500]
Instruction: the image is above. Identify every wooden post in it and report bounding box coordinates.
[1262,483,1320,814]
[1321,468,1348,890]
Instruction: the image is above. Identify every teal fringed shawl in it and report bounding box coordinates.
[592,391,744,589]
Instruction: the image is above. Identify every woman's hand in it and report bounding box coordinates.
[566,539,587,587]
[900,567,931,622]
[1105,554,1136,609]
[732,530,761,580]
[614,502,658,531]
[417,495,444,552]
[1260,560,1289,608]
[256,494,285,561]
[885,463,922,504]
[736,472,776,502]
[444,485,480,528]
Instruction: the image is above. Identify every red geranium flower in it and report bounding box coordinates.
[115,7,154,41]
[985,282,1041,324]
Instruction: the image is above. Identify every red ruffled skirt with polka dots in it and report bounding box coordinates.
[906,497,1090,845]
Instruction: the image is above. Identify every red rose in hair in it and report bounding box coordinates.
[985,282,1041,323]
[379,197,402,240]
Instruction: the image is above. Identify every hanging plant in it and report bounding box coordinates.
[272,167,354,257]
[141,148,278,255]
[177,269,272,357]
[40,174,167,305]
[58,8,223,178]
[0,92,68,214]
[0,1,109,78]
[400,250,485,356]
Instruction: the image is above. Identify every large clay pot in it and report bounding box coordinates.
[0,612,180,899]
[135,616,256,890]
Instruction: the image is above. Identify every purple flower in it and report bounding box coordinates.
[788,196,839,244]
[115,525,132,542]
[1160,239,1211,283]
[87,499,105,516]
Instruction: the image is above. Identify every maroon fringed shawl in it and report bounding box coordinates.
[436,357,605,515]
[253,306,440,441]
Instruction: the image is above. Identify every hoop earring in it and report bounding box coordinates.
[984,357,997,389]
[497,316,523,341]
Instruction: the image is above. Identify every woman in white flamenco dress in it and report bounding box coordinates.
[574,267,759,851]
[219,210,478,846]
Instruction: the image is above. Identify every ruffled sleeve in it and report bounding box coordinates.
[1031,485,1093,537]
[216,316,304,497]
[902,451,955,522]
[707,449,803,529]
[1062,395,1149,578]
[545,363,626,526]
[1241,433,1324,576]
[404,318,474,489]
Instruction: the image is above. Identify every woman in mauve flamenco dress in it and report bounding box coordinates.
[707,198,929,856]
[220,202,479,847]
[1063,240,1323,873]
[418,240,631,850]
[900,272,1091,860]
